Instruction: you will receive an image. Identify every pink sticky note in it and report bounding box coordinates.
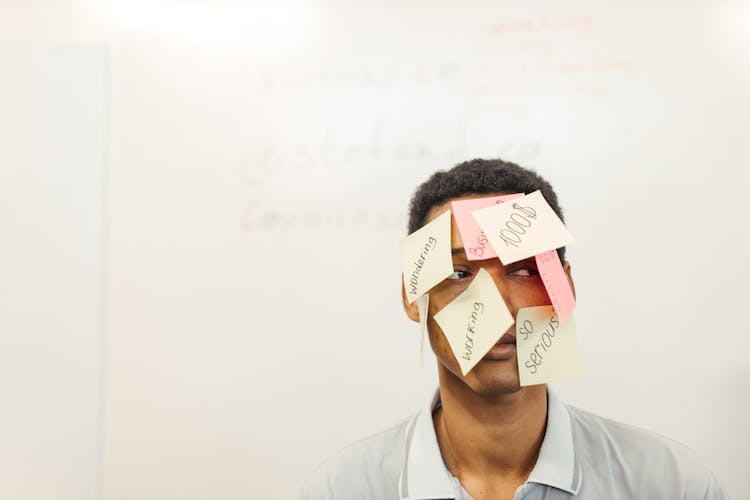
[451,194,524,260]
[535,250,576,324]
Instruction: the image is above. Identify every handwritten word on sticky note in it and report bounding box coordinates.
[472,190,574,265]
[535,250,576,325]
[451,194,523,261]
[516,306,581,387]
[434,268,515,375]
[401,210,453,304]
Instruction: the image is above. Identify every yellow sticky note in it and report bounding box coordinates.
[434,268,515,376]
[401,210,453,304]
[472,190,574,265]
[516,305,582,387]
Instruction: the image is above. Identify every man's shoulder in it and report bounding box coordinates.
[298,414,415,500]
[568,403,702,463]
[567,405,727,499]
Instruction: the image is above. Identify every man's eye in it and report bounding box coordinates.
[447,270,471,280]
[508,268,537,277]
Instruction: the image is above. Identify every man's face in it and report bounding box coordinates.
[409,194,573,395]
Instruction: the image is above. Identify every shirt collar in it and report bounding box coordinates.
[527,387,582,494]
[399,391,458,500]
[399,387,582,500]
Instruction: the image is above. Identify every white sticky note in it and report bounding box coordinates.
[434,268,515,376]
[417,294,429,367]
[472,190,574,265]
[401,209,453,304]
[516,305,581,387]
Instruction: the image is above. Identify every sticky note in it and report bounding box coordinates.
[401,209,453,304]
[535,250,576,325]
[434,268,515,376]
[472,190,574,265]
[451,194,524,261]
[417,294,429,366]
[516,306,581,387]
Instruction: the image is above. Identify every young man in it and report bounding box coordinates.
[300,159,727,500]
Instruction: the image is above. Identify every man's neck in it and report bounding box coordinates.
[433,367,548,498]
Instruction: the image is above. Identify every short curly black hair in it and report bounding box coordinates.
[407,158,567,262]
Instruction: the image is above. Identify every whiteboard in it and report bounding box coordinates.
[20,1,738,499]
[0,46,105,500]
[98,3,750,499]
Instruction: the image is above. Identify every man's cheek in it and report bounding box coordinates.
[514,283,549,303]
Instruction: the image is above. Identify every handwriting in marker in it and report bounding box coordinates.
[401,209,453,303]
[497,202,538,248]
[518,319,533,341]
[472,190,574,265]
[451,194,524,261]
[407,236,438,296]
[462,302,485,361]
[523,315,560,374]
[516,305,581,386]
[469,199,522,257]
[434,268,515,375]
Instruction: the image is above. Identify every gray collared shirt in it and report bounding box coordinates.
[300,388,728,499]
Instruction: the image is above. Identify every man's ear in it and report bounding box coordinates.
[563,261,576,299]
[401,276,421,323]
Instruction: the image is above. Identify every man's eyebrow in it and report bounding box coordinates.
[451,247,466,256]
[505,257,538,268]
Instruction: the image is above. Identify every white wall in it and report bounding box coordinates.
[1,1,749,499]
[0,46,106,500]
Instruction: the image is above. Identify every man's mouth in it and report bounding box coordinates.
[482,332,517,361]
[496,332,516,345]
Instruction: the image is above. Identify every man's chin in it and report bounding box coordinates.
[437,354,522,395]
[462,360,523,395]
[469,380,523,397]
